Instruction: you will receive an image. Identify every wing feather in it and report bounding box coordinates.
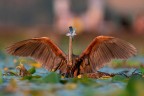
[6,37,67,72]
[79,36,137,72]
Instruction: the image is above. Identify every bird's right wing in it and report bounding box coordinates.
[6,37,67,73]
[78,36,137,73]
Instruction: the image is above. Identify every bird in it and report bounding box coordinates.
[6,26,137,78]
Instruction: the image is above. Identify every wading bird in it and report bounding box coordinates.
[6,26,137,78]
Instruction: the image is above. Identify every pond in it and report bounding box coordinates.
[1,53,144,96]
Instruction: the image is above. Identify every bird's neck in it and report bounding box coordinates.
[68,36,73,66]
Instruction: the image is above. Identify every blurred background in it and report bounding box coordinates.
[0,0,144,67]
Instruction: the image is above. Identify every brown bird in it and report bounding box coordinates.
[6,26,137,78]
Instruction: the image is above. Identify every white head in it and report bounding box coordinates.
[66,26,76,37]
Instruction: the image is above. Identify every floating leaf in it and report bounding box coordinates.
[42,72,61,83]
[21,75,41,80]
[140,66,144,75]
[112,75,128,82]
[21,76,33,80]
[5,71,18,76]
[28,67,36,74]
[64,83,77,90]
[82,87,95,96]
[0,70,2,84]
[126,77,144,96]
[71,76,95,86]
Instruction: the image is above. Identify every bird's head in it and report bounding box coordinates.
[66,26,76,37]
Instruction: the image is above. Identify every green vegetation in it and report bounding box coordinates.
[0,70,3,84]
[1,62,144,96]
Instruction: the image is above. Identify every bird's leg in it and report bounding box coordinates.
[65,66,73,78]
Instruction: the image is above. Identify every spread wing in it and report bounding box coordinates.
[6,37,67,72]
[79,36,137,72]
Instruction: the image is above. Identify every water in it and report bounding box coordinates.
[0,55,144,96]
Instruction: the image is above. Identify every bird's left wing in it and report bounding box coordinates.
[6,37,67,73]
[78,36,137,72]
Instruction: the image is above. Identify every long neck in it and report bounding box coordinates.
[68,36,73,66]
